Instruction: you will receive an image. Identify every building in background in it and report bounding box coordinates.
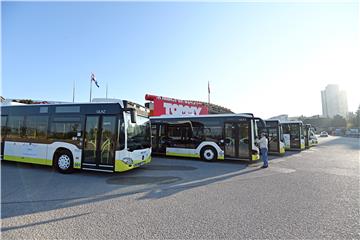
[321,84,348,118]
[269,114,289,121]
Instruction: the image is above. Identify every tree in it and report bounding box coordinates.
[331,114,346,128]
[12,99,34,104]
[353,105,360,128]
[347,112,356,128]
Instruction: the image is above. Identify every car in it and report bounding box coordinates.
[320,131,329,137]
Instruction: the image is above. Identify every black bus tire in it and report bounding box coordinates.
[54,150,74,174]
[200,146,217,162]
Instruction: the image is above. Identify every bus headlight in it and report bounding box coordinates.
[122,157,133,165]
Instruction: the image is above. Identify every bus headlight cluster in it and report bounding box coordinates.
[122,157,133,165]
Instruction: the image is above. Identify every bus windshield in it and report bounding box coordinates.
[126,113,151,150]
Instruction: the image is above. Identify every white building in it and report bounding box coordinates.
[321,84,348,118]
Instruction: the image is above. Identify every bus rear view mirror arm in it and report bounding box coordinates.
[124,108,137,123]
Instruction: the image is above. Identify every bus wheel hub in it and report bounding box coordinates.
[58,155,70,170]
[204,149,214,159]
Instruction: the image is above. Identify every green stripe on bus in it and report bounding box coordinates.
[74,162,81,169]
[166,152,200,158]
[3,155,52,166]
[252,154,260,161]
[280,147,285,154]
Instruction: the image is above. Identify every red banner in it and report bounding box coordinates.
[145,94,208,116]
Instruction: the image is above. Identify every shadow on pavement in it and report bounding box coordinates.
[137,167,263,200]
[2,136,356,227]
[1,157,252,219]
[1,212,91,232]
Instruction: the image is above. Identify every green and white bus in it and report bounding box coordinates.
[0,102,151,173]
[280,120,305,150]
[150,114,266,162]
[304,124,318,148]
[258,120,285,155]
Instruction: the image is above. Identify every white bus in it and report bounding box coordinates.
[258,120,285,154]
[280,120,305,150]
[0,101,151,173]
[304,124,318,148]
[150,114,265,162]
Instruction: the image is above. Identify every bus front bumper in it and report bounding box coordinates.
[114,156,151,172]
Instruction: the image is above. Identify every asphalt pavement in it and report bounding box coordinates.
[1,136,359,239]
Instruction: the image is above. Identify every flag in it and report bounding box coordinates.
[208,81,210,94]
[91,73,99,88]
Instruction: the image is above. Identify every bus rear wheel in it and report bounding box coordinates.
[55,150,74,174]
[200,146,217,162]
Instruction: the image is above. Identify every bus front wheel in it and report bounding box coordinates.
[200,146,217,162]
[55,150,74,174]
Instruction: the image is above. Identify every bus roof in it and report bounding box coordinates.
[279,120,304,124]
[1,101,151,117]
[1,102,125,108]
[150,113,256,120]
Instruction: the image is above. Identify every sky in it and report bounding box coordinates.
[2,1,359,119]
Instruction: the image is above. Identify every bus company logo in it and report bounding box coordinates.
[145,94,209,116]
[96,109,106,114]
[163,102,202,115]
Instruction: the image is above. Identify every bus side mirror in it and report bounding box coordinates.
[130,109,137,123]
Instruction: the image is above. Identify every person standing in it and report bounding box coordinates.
[256,132,269,168]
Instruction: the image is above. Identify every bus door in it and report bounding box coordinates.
[151,124,159,153]
[1,115,7,158]
[268,127,279,153]
[83,115,117,170]
[151,124,166,154]
[304,127,310,148]
[290,125,301,149]
[224,121,250,159]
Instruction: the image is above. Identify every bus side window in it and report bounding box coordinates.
[192,126,204,140]
[25,116,48,141]
[183,126,191,141]
[49,118,82,145]
[168,126,182,141]
[1,115,8,140]
[6,115,25,141]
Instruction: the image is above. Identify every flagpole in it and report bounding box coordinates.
[72,80,75,103]
[208,81,210,104]
[106,82,108,99]
[89,74,92,102]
